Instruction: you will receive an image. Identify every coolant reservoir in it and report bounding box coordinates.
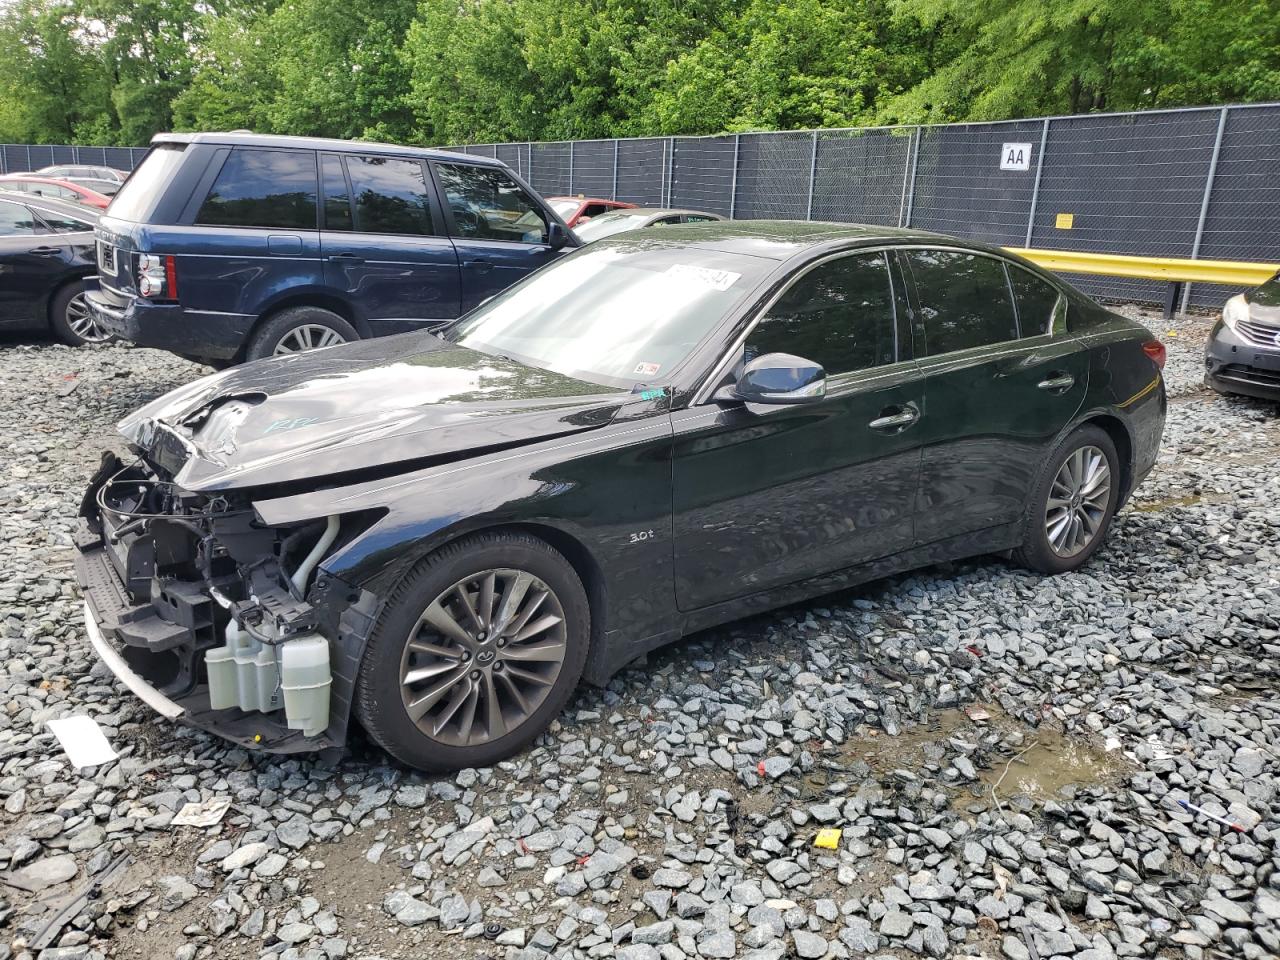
[205,620,281,715]
[279,633,331,738]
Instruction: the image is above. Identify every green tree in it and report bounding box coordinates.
[882,0,1280,122]
[646,0,934,133]
[0,0,112,143]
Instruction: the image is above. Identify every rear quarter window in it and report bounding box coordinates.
[196,148,318,230]
[1008,264,1064,335]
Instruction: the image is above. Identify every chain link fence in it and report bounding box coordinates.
[7,104,1277,308]
[0,143,148,174]
[446,102,1280,309]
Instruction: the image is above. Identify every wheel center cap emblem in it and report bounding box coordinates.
[476,650,496,665]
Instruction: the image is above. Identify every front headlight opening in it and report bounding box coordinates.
[1222,294,1249,333]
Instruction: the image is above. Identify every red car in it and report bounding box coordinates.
[0,175,112,209]
[547,195,636,227]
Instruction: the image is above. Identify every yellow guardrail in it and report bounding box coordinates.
[1004,247,1279,287]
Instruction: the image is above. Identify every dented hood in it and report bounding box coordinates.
[119,332,630,492]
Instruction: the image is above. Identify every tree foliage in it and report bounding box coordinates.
[0,0,1277,146]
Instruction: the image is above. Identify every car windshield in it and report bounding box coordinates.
[550,199,580,218]
[443,241,769,388]
[573,210,649,243]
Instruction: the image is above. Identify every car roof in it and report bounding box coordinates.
[152,132,506,167]
[0,190,101,222]
[595,219,972,260]
[548,196,625,203]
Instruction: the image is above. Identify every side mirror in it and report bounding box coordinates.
[547,222,571,250]
[716,352,826,405]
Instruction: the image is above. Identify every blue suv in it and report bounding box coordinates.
[86,133,577,363]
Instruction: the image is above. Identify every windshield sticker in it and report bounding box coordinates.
[666,264,741,291]
[633,361,661,377]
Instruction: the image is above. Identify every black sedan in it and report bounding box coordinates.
[0,192,109,344]
[75,222,1166,772]
[1205,272,1280,400]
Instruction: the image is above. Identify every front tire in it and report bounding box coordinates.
[50,282,111,346]
[354,532,590,772]
[1014,424,1120,574]
[245,306,358,361]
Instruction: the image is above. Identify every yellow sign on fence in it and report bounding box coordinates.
[1055,213,1075,229]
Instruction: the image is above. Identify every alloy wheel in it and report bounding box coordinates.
[272,323,348,354]
[398,569,568,747]
[66,292,111,343]
[1045,444,1112,558]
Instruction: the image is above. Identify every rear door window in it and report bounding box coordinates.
[904,249,1018,355]
[196,148,318,229]
[434,162,548,244]
[746,251,900,376]
[0,202,37,235]
[1008,264,1064,335]
[36,208,93,233]
[344,155,434,235]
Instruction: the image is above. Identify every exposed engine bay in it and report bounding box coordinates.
[74,451,377,751]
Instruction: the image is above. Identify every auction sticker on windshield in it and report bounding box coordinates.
[634,361,661,376]
[666,264,741,291]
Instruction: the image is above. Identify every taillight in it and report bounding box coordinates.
[138,254,178,300]
[1142,340,1166,370]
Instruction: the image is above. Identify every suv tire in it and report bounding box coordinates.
[246,306,358,360]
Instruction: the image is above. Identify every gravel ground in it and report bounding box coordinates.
[1,309,1278,960]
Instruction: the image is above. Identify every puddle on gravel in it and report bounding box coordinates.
[976,726,1124,802]
[815,704,1126,805]
[1131,492,1203,512]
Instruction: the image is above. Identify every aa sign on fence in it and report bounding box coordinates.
[1000,143,1033,171]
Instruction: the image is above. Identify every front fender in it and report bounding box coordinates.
[254,411,679,662]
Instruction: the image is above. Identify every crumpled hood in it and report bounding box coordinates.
[120,332,630,492]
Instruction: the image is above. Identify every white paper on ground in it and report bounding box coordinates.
[47,715,118,768]
[172,797,232,827]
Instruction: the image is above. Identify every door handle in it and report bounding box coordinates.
[28,245,61,257]
[869,403,920,432]
[329,252,363,263]
[1037,373,1075,393]
[465,257,493,273]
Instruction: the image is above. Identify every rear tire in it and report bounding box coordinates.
[50,282,111,346]
[354,531,590,772]
[245,306,358,360]
[1014,424,1120,574]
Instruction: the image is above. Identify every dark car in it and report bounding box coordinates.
[0,191,109,344]
[75,221,1166,772]
[546,195,636,227]
[85,133,577,365]
[1205,275,1280,400]
[0,175,112,209]
[574,207,725,243]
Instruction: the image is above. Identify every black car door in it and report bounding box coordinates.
[0,199,67,326]
[320,152,462,332]
[431,160,567,314]
[671,249,924,611]
[900,248,1088,545]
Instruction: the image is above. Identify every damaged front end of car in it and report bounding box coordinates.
[74,446,381,753]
